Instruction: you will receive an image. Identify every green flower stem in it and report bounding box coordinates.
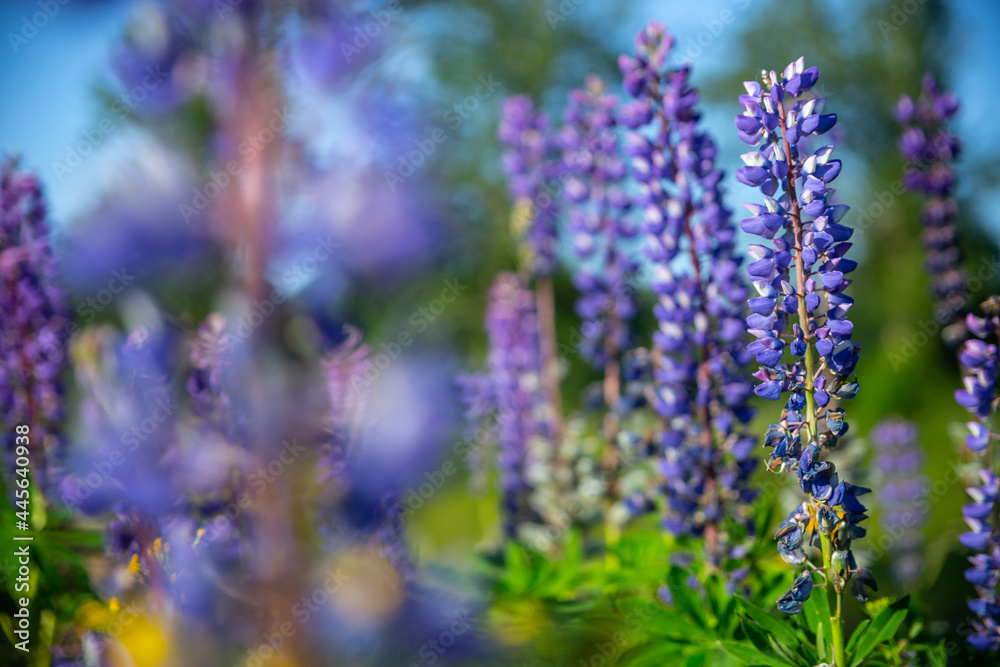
[821,531,847,666]
[779,98,846,667]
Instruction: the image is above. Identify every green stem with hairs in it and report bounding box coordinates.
[778,96,846,667]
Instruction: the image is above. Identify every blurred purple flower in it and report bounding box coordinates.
[896,74,966,336]
[1,159,69,490]
[870,417,927,588]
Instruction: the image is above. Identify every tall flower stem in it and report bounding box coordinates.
[820,530,847,666]
[780,97,845,666]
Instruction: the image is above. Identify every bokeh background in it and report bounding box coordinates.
[2,0,1000,664]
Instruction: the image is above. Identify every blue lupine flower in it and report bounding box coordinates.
[498,96,561,276]
[776,571,814,614]
[871,418,928,588]
[895,75,966,336]
[955,303,1000,651]
[460,272,550,537]
[734,59,873,615]
[559,75,638,367]
[619,22,757,565]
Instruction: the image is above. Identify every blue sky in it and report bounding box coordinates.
[0,0,130,224]
[2,0,999,233]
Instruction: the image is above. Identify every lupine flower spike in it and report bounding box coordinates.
[955,297,1000,651]
[1,159,69,491]
[498,96,565,440]
[895,75,965,341]
[461,272,550,537]
[734,58,869,666]
[559,75,638,426]
[619,22,757,570]
[870,418,928,588]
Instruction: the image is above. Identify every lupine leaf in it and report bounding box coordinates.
[848,595,909,667]
[815,621,827,662]
[717,640,800,667]
[740,617,812,667]
[736,596,802,650]
[615,641,694,667]
[666,566,708,629]
[845,618,870,654]
[802,585,833,652]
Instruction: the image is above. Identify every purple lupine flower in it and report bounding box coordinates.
[558,75,638,369]
[955,303,1000,651]
[459,273,553,537]
[870,418,927,588]
[481,272,549,535]
[734,59,871,616]
[1,159,69,490]
[498,96,560,276]
[895,75,966,337]
[186,313,252,447]
[619,22,757,564]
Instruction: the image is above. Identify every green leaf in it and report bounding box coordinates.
[617,642,703,667]
[848,595,909,667]
[845,618,870,654]
[717,640,800,667]
[736,596,802,651]
[815,621,827,662]
[666,566,708,629]
[802,585,833,654]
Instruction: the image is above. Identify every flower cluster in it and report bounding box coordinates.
[955,303,1000,651]
[734,59,872,616]
[498,96,561,276]
[558,75,638,368]
[619,22,757,563]
[895,75,965,335]
[870,417,928,588]
[1,159,69,490]
[464,272,550,537]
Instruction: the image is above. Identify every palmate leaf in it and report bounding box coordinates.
[848,594,909,667]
